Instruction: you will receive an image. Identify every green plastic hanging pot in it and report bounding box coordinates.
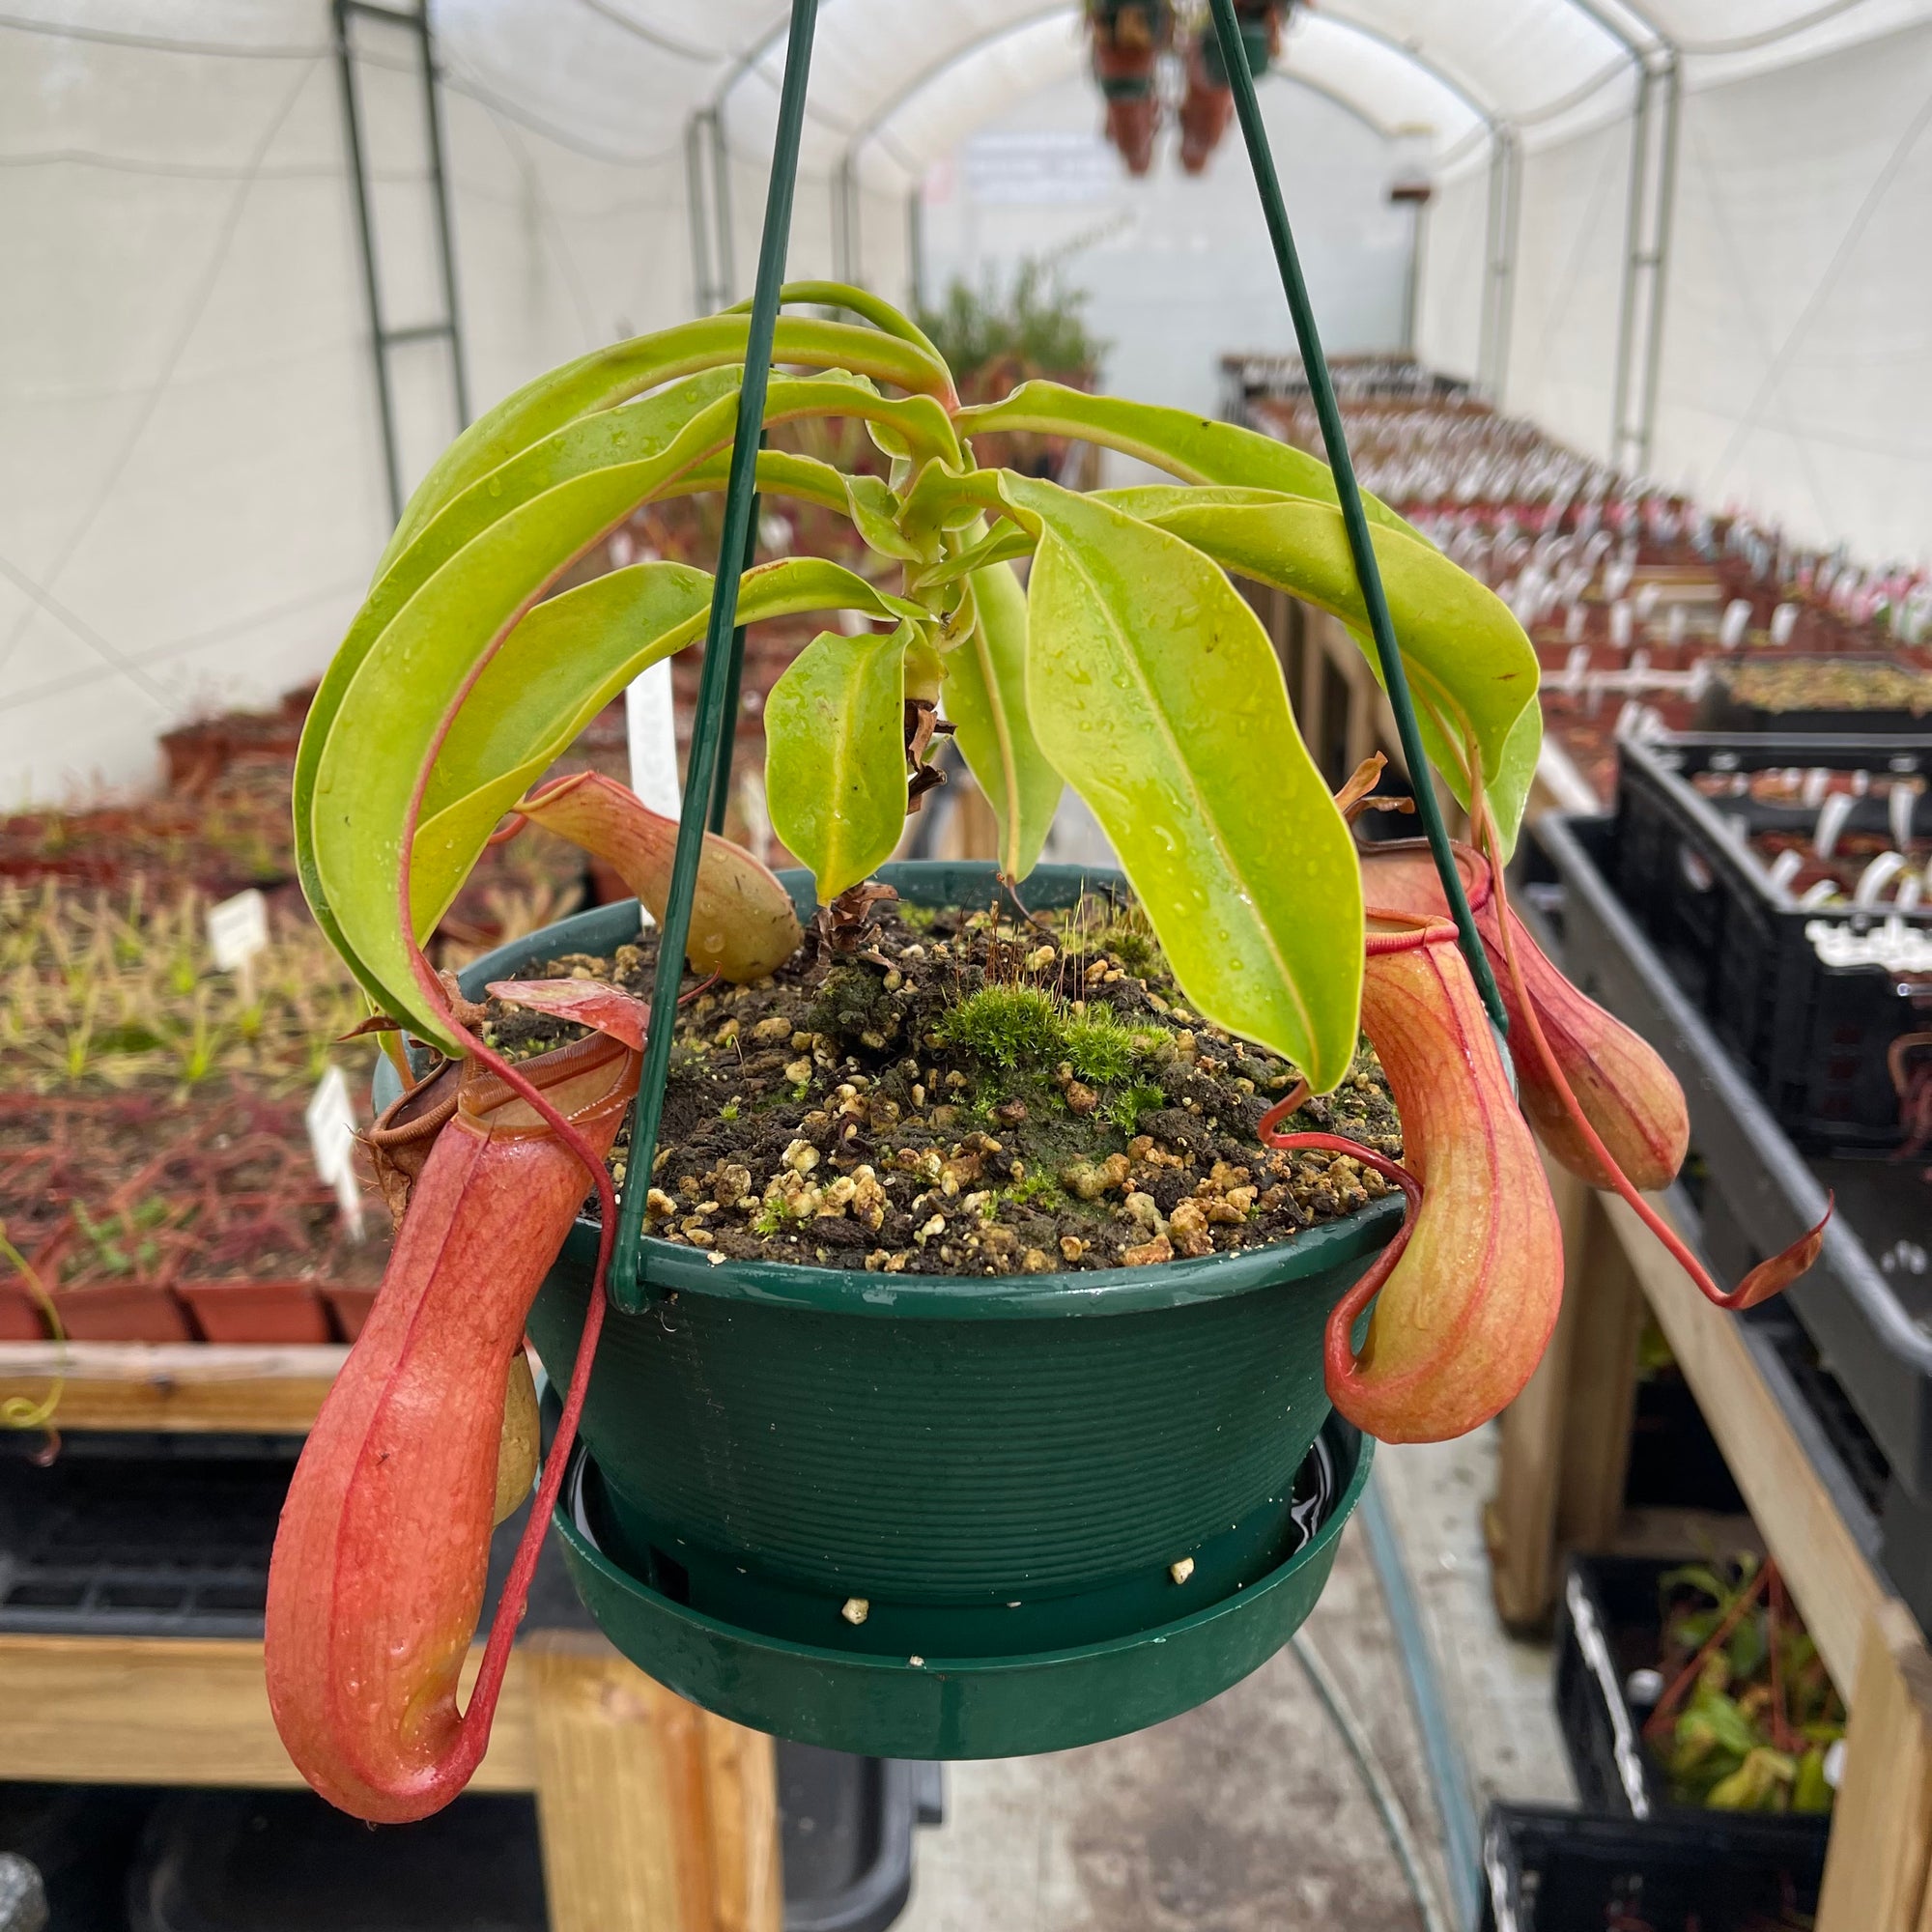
[440,861,1396,1757]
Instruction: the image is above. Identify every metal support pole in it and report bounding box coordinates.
[832,154,862,288]
[710,106,736,306]
[1637,61,1681,472]
[333,0,470,525]
[612,3,820,1309]
[333,0,403,524]
[685,114,717,315]
[1609,69,1653,471]
[1478,127,1520,407]
[1611,51,1681,475]
[906,186,925,317]
[1400,200,1426,359]
[416,10,469,427]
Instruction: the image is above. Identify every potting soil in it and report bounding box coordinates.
[481,894,1400,1276]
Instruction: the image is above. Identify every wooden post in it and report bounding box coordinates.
[1484,1157,1644,1630]
[1815,1601,1932,1932]
[526,1633,782,1932]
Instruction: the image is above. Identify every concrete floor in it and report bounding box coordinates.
[897,1426,1572,1932]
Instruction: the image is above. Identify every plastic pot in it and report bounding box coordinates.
[445,861,1393,1754]
[0,1282,46,1343]
[177,1282,331,1346]
[322,1286,379,1341]
[49,1283,193,1344]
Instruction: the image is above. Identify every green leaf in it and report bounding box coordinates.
[410,559,927,950]
[305,386,905,1049]
[730,280,952,373]
[844,474,925,562]
[1096,486,1540,833]
[670,447,853,517]
[956,383,1419,537]
[941,557,1062,881]
[1483,702,1544,861]
[1000,475,1363,1088]
[383,313,954,574]
[913,522,1036,588]
[301,376,945,1035]
[294,376,741,1006]
[766,624,916,903]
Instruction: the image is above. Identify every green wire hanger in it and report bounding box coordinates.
[1204,0,1507,1032]
[611,0,1502,1310]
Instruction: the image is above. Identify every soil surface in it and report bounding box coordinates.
[483,894,1401,1277]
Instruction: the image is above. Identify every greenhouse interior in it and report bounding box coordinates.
[2,1,1930,1927]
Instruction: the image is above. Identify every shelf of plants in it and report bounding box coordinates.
[1240,368,1932,811]
[1526,804,1932,1628]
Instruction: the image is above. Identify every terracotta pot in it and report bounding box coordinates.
[0,1280,47,1342]
[178,1280,331,1346]
[1106,94,1159,174]
[323,1285,380,1342]
[52,1282,194,1343]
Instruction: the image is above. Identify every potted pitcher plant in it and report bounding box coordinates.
[266,286,1825,1816]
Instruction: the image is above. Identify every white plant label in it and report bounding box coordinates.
[1720,599,1751,648]
[305,1062,366,1239]
[208,888,269,974]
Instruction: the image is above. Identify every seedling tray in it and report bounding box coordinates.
[1695,655,1932,737]
[1524,812,1932,1601]
[0,1432,296,1636]
[1614,730,1932,1153]
[1479,1802,1826,1932]
[1553,1554,1833,1855]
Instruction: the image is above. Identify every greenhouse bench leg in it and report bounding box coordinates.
[1815,1601,1932,1932]
[526,1631,782,1932]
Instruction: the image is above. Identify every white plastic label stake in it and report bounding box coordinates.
[626,658,682,925]
[1720,599,1751,648]
[207,888,269,1005]
[305,1063,366,1240]
[208,888,268,974]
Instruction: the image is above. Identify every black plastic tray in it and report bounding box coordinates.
[1615,731,1932,1153]
[1480,1802,1827,1932]
[1695,656,1932,738]
[129,1791,550,1932]
[118,1757,934,1932]
[1553,1554,1833,1856]
[1525,812,1932,1605]
[1624,1365,1746,1515]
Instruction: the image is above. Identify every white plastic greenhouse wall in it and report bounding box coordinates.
[3,0,1929,800]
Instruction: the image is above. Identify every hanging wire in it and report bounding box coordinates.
[611,0,819,1310]
[1206,0,1508,1033]
[709,431,766,835]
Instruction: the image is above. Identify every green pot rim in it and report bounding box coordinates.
[425,859,1394,1322]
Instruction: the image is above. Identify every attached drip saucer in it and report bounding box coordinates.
[549,1411,1371,1761]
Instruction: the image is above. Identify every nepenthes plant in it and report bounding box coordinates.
[270,285,1825,1821]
